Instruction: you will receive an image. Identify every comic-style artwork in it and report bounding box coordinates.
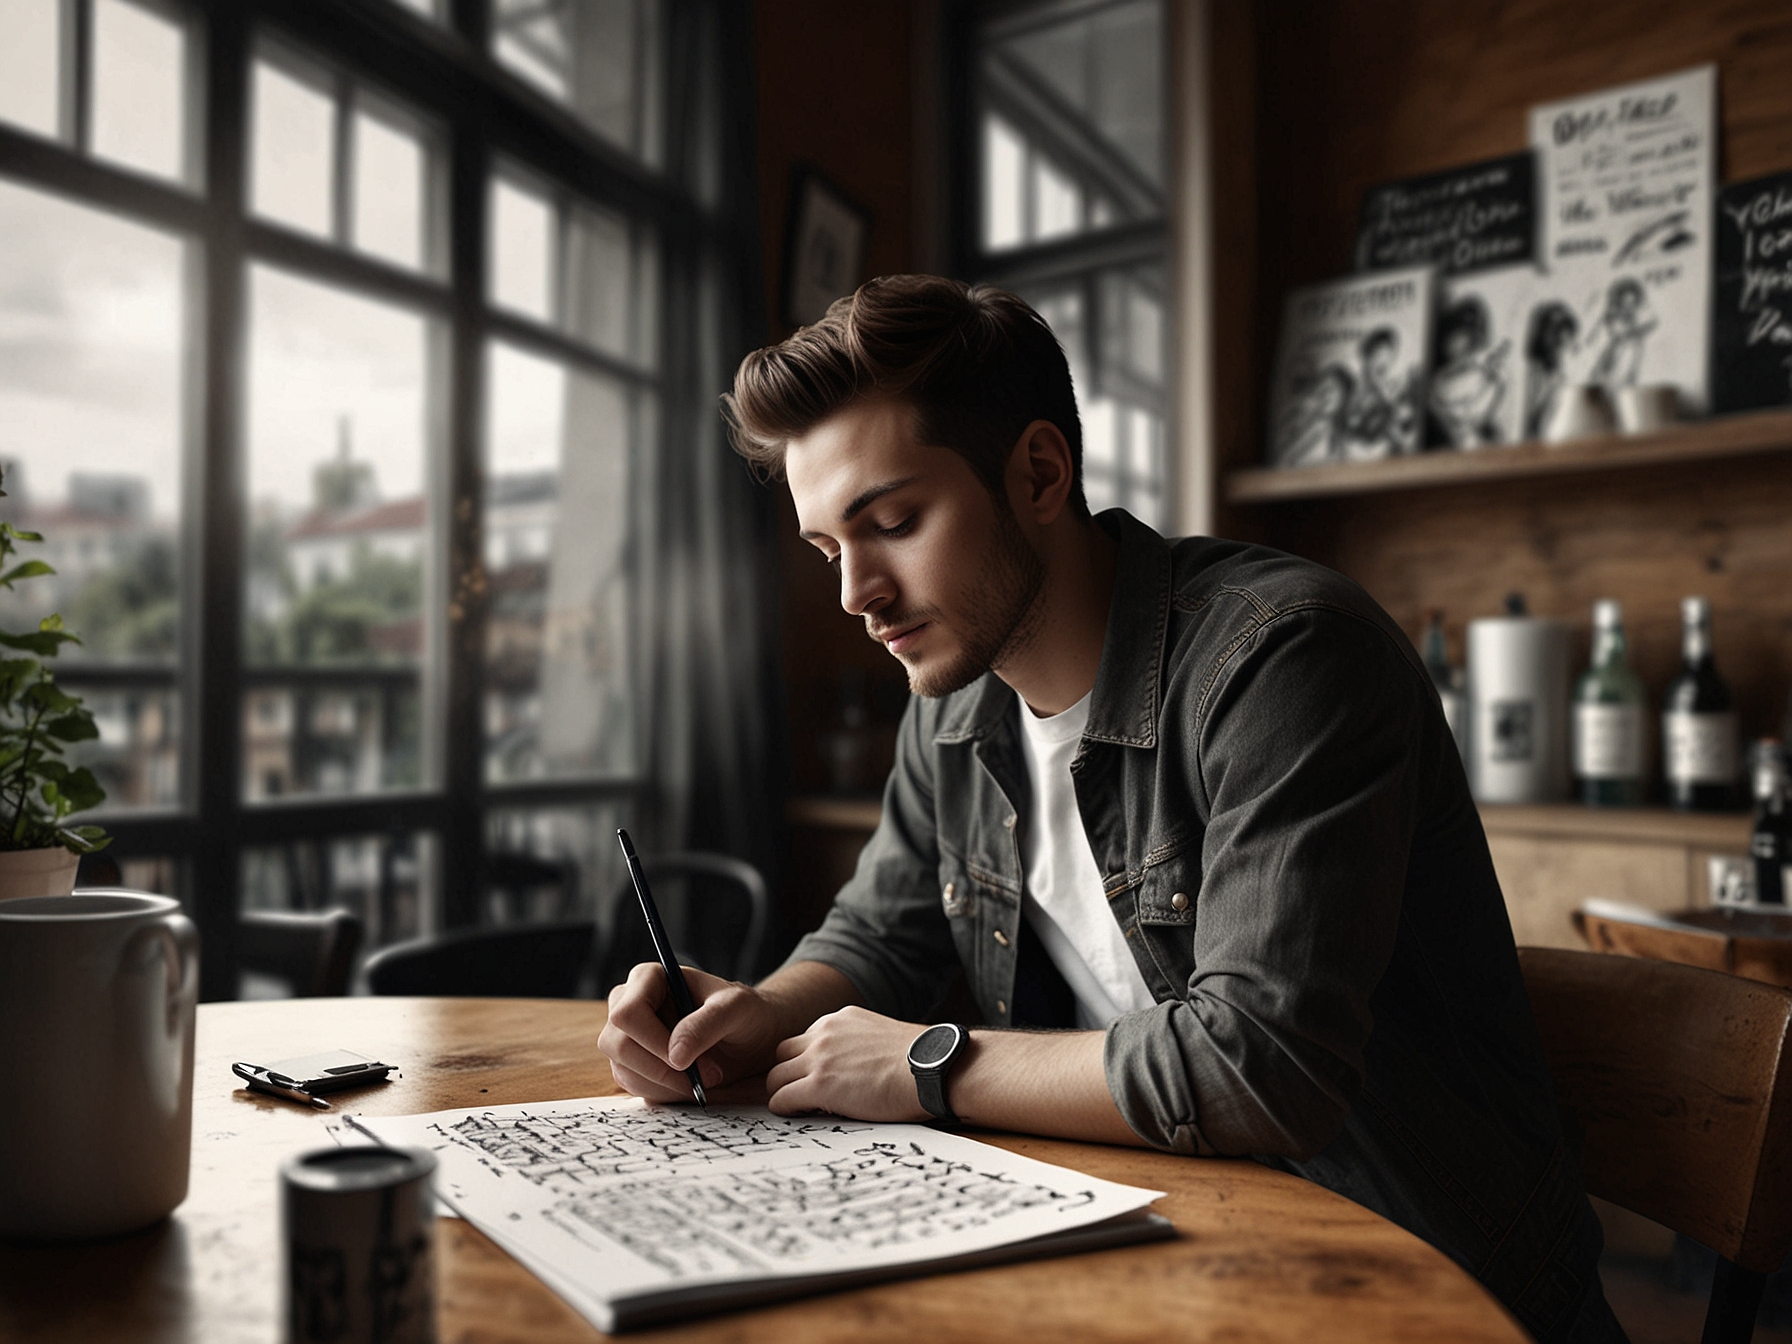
[1428,266,1537,448]
[1266,267,1433,467]
[1528,65,1714,412]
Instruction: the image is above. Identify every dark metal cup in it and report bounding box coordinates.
[281,1146,438,1344]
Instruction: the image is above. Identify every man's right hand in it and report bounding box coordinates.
[601,960,862,1104]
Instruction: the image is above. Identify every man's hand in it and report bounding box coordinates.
[600,963,785,1103]
[765,1006,930,1121]
[601,959,863,1105]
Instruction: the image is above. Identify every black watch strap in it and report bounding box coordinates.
[908,1023,968,1124]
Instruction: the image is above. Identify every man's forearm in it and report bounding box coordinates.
[949,1029,1148,1148]
[754,959,863,1040]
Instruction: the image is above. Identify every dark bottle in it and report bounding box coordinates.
[1752,741,1791,905]
[1662,596,1740,811]
[1420,608,1463,748]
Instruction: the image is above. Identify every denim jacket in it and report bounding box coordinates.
[785,511,1620,1343]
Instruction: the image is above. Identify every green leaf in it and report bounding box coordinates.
[24,681,78,712]
[7,528,43,543]
[54,825,110,854]
[0,560,54,586]
[0,629,74,656]
[45,713,99,742]
[57,766,105,813]
[38,614,63,633]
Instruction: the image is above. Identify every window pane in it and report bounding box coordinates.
[0,180,187,809]
[91,0,187,183]
[241,831,438,974]
[566,202,657,365]
[490,177,553,321]
[485,802,629,927]
[979,0,1165,248]
[484,341,635,783]
[0,0,60,139]
[492,0,665,167]
[252,59,336,239]
[244,265,433,802]
[352,107,426,271]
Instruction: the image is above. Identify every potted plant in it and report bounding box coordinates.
[0,470,108,899]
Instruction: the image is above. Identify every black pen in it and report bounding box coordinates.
[616,828,708,1107]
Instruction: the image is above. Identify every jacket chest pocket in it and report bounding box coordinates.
[1127,849,1200,998]
[936,849,1020,1023]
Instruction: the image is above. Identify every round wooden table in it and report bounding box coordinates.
[0,998,1528,1342]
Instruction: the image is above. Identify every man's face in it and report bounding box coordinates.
[1366,342,1396,382]
[786,398,1044,698]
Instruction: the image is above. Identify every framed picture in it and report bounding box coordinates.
[782,166,871,329]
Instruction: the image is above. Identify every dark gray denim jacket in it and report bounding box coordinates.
[786,511,1620,1343]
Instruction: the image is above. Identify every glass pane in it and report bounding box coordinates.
[244,265,433,801]
[485,802,629,927]
[484,341,635,783]
[492,0,664,167]
[490,176,553,322]
[566,202,656,365]
[983,115,1025,251]
[0,0,60,138]
[91,0,186,182]
[979,0,1165,248]
[252,58,336,239]
[352,107,426,271]
[241,831,438,979]
[0,180,187,810]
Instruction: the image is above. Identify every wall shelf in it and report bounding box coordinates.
[1224,407,1792,505]
[1478,803,1752,851]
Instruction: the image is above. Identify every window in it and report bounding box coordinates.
[964,0,1169,527]
[0,0,749,999]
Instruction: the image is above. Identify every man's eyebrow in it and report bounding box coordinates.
[798,477,918,540]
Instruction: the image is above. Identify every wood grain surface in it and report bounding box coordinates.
[0,997,1528,1343]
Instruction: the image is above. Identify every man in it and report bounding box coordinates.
[600,275,1624,1343]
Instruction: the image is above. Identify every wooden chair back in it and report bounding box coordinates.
[1518,947,1792,1274]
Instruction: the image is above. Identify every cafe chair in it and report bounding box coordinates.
[599,851,769,989]
[485,849,581,924]
[1575,898,1792,991]
[237,908,365,998]
[1519,947,1792,1344]
[363,920,597,997]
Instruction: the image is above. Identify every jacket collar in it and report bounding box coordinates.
[932,509,1171,750]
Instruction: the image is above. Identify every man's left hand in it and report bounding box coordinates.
[765,1006,933,1121]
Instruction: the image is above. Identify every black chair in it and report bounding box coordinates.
[600,851,770,989]
[363,921,597,997]
[486,850,581,923]
[237,908,365,997]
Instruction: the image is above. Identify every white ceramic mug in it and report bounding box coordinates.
[0,890,199,1241]
[1541,384,1616,444]
[1612,384,1680,434]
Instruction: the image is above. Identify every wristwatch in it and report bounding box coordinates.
[907,1023,969,1124]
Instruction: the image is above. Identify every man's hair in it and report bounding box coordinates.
[722,275,1087,517]
[1360,326,1398,359]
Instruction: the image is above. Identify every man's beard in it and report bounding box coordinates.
[868,498,1045,698]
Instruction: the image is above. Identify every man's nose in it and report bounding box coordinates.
[837,548,893,617]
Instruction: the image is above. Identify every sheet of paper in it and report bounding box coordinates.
[355,1097,1163,1332]
[1528,65,1715,412]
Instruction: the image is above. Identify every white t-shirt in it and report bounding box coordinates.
[1016,692,1157,1030]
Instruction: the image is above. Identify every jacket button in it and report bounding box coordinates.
[1171,891,1189,912]
[1004,815,1017,829]
[996,1000,1007,1016]
[993,929,1010,947]
[944,881,956,901]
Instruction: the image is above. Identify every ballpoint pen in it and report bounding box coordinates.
[232,1062,332,1110]
[616,828,709,1108]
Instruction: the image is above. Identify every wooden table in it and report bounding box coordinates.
[0,998,1527,1342]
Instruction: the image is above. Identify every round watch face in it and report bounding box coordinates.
[908,1023,963,1070]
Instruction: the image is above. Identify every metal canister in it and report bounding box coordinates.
[281,1146,437,1344]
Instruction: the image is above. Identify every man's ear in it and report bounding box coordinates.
[1007,419,1075,525]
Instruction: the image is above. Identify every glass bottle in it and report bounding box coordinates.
[1662,596,1739,811]
[1572,599,1646,806]
[1420,608,1463,746]
[1751,742,1790,905]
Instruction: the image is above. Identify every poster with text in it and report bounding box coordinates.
[1429,265,1539,448]
[1528,64,1715,413]
[1266,267,1433,468]
[1357,152,1537,277]
[1711,171,1792,412]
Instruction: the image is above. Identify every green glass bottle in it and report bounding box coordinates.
[1572,599,1647,806]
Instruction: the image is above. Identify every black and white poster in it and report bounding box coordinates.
[1357,153,1537,277]
[1266,266,1433,468]
[1711,171,1792,413]
[1428,265,1538,448]
[1528,65,1715,413]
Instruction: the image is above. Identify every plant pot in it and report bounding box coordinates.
[0,848,80,901]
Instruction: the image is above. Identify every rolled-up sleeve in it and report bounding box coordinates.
[1105,605,1428,1159]
[780,698,960,1022]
